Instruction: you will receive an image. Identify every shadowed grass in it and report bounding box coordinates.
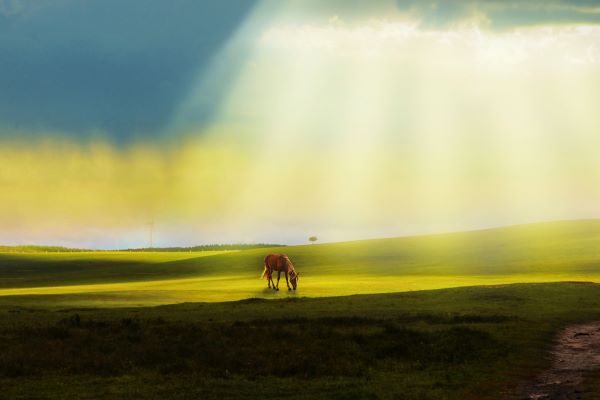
[2,283,600,399]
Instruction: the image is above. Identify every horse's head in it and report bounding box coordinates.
[290,270,299,290]
[283,255,299,290]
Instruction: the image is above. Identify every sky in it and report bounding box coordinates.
[1,0,600,248]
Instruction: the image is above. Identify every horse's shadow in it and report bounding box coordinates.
[257,287,297,297]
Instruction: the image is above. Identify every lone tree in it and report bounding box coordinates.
[308,236,318,244]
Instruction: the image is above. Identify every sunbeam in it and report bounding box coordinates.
[1,1,600,246]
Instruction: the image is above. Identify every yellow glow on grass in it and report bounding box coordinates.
[2,273,599,307]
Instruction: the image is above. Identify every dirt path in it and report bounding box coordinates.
[515,321,600,399]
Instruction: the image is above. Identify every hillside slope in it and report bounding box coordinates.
[1,219,600,305]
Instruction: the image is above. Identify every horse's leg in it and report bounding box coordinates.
[276,271,281,291]
[269,272,276,290]
[285,271,291,290]
[263,267,270,288]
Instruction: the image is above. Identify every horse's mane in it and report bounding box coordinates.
[284,256,295,271]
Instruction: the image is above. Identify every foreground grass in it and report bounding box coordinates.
[2,220,600,306]
[2,283,600,399]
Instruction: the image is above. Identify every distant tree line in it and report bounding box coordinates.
[0,245,89,253]
[124,243,285,252]
[0,243,285,253]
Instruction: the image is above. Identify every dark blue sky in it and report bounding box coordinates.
[0,0,256,142]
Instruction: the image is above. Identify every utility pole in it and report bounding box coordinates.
[148,218,155,249]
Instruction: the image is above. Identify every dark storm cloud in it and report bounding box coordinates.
[0,0,256,142]
[396,0,600,29]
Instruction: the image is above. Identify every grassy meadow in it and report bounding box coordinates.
[3,220,600,398]
[2,283,600,399]
[1,220,600,307]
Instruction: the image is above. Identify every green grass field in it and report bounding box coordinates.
[4,220,600,399]
[1,219,600,307]
[2,283,600,399]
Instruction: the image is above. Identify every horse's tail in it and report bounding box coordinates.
[262,254,273,279]
[260,265,271,279]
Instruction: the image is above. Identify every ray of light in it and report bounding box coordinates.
[2,5,600,246]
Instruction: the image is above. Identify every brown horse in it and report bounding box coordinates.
[261,253,299,291]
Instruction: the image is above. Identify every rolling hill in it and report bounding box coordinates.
[1,219,600,306]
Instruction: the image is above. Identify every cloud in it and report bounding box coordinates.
[261,19,600,67]
[0,0,256,143]
[2,0,598,144]
[2,2,600,247]
[396,0,600,29]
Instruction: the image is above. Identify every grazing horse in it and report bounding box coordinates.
[261,253,299,291]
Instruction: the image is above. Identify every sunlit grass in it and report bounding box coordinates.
[2,273,600,307]
[1,220,600,307]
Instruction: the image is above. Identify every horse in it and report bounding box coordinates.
[261,253,299,291]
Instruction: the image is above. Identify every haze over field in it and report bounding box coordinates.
[1,0,600,249]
